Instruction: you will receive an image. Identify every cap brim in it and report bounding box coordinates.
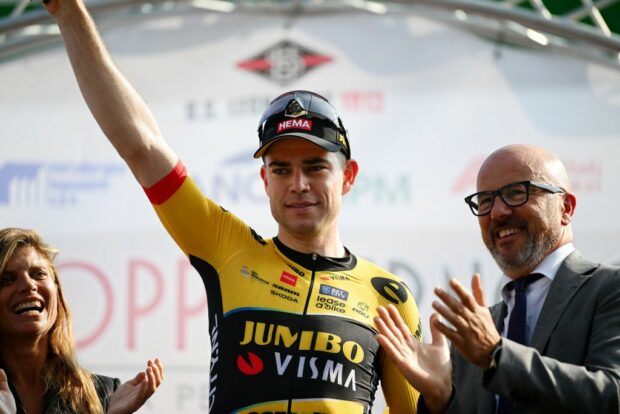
[253,133,342,158]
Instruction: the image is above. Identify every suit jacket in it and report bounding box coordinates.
[444,251,620,414]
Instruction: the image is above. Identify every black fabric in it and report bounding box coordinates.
[273,236,357,271]
[7,372,120,414]
[497,273,544,414]
[504,273,544,345]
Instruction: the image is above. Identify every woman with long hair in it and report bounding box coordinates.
[0,227,163,413]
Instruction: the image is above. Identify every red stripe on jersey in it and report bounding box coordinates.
[143,160,187,205]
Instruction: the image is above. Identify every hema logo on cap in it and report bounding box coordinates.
[277,119,312,133]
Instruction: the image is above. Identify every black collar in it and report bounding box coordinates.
[273,237,357,271]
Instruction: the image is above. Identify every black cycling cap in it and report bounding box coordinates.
[254,90,351,159]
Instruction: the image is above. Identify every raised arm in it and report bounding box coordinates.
[44,0,177,187]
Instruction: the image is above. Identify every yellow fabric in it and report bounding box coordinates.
[152,175,420,413]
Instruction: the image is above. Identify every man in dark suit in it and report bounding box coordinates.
[375,144,620,413]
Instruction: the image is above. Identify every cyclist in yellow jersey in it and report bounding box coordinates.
[44,0,422,411]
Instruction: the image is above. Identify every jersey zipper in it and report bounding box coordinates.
[287,252,318,413]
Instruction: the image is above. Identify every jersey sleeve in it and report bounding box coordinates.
[380,282,422,413]
[143,160,258,269]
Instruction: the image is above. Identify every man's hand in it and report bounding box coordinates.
[41,0,88,20]
[0,369,16,414]
[433,274,501,367]
[40,0,62,17]
[375,304,452,413]
[108,358,163,414]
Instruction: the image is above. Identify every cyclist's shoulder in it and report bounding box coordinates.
[351,255,402,281]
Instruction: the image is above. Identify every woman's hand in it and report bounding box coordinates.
[0,369,16,414]
[107,358,163,414]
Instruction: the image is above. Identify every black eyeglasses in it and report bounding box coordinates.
[464,180,565,216]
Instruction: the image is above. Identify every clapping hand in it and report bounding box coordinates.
[432,274,501,367]
[0,369,16,414]
[375,305,452,413]
[108,358,163,414]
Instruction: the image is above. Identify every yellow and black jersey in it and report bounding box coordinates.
[145,161,421,414]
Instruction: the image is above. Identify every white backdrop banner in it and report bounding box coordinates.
[1,9,619,413]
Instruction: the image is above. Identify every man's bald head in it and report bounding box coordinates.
[478,144,571,193]
[474,144,577,278]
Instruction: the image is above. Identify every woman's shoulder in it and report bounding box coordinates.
[92,373,121,409]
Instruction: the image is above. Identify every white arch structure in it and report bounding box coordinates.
[1,0,620,68]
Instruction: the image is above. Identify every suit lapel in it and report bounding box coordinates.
[475,302,507,414]
[490,301,507,332]
[529,251,597,352]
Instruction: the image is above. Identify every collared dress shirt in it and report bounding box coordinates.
[499,243,575,345]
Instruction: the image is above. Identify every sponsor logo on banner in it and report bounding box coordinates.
[185,90,384,122]
[319,284,349,301]
[451,156,485,193]
[189,143,412,208]
[237,40,332,85]
[564,159,603,193]
[452,155,604,195]
[0,161,124,207]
